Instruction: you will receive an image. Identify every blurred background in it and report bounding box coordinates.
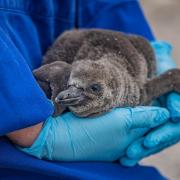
[140,1,180,179]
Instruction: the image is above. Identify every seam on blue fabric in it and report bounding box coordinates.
[0,8,74,23]
[0,27,22,65]
[0,34,21,127]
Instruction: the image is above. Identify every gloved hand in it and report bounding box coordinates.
[120,41,180,167]
[152,41,179,122]
[20,106,169,162]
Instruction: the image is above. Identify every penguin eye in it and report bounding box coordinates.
[89,84,102,93]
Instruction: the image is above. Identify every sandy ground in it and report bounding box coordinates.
[140,1,180,179]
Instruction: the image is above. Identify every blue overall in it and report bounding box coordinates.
[0,0,165,179]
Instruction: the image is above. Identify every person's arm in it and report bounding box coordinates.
[7,123,43,147]
[19,107,169,161]
[2,0,154,147]
[0,26,53,136]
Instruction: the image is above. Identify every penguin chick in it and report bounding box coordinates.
[56,56,180,117]
[56,57,142,117]
[34,29,180,117]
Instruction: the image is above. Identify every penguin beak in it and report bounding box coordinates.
[55,86,84,106]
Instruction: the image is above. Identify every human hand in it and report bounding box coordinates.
[152,41,180,121]
[20,106,169,162]
[120,41,180,166]
[120,121,180,167]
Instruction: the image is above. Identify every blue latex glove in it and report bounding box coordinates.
[120,41,180,167]
[20,107,169,162]
[152,41,179,122]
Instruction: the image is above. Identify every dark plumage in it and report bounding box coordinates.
[33,29,180,117]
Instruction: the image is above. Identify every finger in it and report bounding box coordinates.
[144,122,180,148]
[126,106,170,129]
[120,138,180,167]
[126,137,179,159]
[119,138,143,166]
[126,138,145,159]
[167,93,180,123]
[126,138,163,160]
[120,156,139,167]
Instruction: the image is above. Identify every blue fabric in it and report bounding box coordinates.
[0,0,163,179]
[77,0,155,40]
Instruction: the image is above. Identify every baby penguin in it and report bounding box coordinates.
[33,29,180,117]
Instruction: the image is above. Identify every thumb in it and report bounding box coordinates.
[125,106,170,129]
